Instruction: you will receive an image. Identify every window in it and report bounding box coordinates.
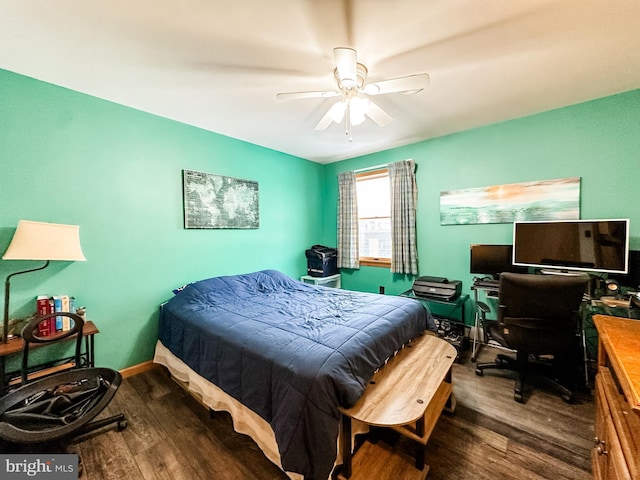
[356,169,391,267]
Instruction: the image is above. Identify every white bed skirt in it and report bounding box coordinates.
[153,341,368,479]
[153,340,300,478]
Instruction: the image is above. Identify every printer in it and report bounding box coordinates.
[412,276,462,301]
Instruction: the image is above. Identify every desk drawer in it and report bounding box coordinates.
[597,367,639,480]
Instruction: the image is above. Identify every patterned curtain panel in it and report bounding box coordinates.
[337,171,359,269]
[389,160,418,275]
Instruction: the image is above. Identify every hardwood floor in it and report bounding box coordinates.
[0,345,594,480]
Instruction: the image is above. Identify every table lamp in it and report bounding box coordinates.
[2,220,86,342]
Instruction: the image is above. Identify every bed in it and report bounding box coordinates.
[154,269,436,480]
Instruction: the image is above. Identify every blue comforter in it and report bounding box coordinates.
[158,270,431,479]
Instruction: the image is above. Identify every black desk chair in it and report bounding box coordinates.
[475,272,588,403]
[0,312,126,446]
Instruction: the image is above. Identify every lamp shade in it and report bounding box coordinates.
[2,220,86,261]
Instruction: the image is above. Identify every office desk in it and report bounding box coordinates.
[470,282,499,362]
[582,299,640,384]
[471,283,640,387]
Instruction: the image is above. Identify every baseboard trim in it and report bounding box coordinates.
[120,360,158,378]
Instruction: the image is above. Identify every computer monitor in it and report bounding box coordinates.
[512,219,629,275]
[470,244,526,279]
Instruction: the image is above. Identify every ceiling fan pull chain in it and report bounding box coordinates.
[345,102,353,142]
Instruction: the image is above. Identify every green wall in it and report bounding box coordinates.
[2,67,638,371]
[323,89,640,323]
[0,69,324,370]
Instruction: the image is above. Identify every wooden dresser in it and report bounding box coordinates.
[592,315,640,480]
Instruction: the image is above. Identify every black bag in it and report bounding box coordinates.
[305,245,338,277]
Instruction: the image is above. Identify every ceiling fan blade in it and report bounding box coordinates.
[365,100,393,127]
[333,47,357,86]
[276,90,340,100]
[315,102,346,130]
[364,73,430,95]
[315,110,335,131]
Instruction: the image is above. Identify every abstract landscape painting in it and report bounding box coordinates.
[440,177,580,225]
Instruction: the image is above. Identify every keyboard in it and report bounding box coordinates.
[473,279,499,289]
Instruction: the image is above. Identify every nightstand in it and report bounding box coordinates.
[300,273,341,288]
[0,320,99,393]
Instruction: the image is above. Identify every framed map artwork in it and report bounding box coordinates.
[182,169,259,229]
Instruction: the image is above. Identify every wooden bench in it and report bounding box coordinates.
[338,333,457,479]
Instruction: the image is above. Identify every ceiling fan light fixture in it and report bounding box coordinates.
[349,97,369,126]
[277,47,429,138]
[349,108,366,126]
[328,102,346,123]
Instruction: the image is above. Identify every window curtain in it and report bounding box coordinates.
[337,171,359,269]
[389,160,418,275]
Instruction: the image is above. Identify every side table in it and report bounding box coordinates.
[300,273,341,288]
[338,334,456,479]
[400,290,469,362]
[0,320,99,394]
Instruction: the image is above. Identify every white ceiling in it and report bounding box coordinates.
[1,1,639,164]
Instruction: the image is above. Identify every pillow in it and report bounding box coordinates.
[172,283,193,295]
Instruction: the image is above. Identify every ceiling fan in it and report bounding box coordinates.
[276,47,429,141]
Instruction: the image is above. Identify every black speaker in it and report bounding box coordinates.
[604,278,621,296]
